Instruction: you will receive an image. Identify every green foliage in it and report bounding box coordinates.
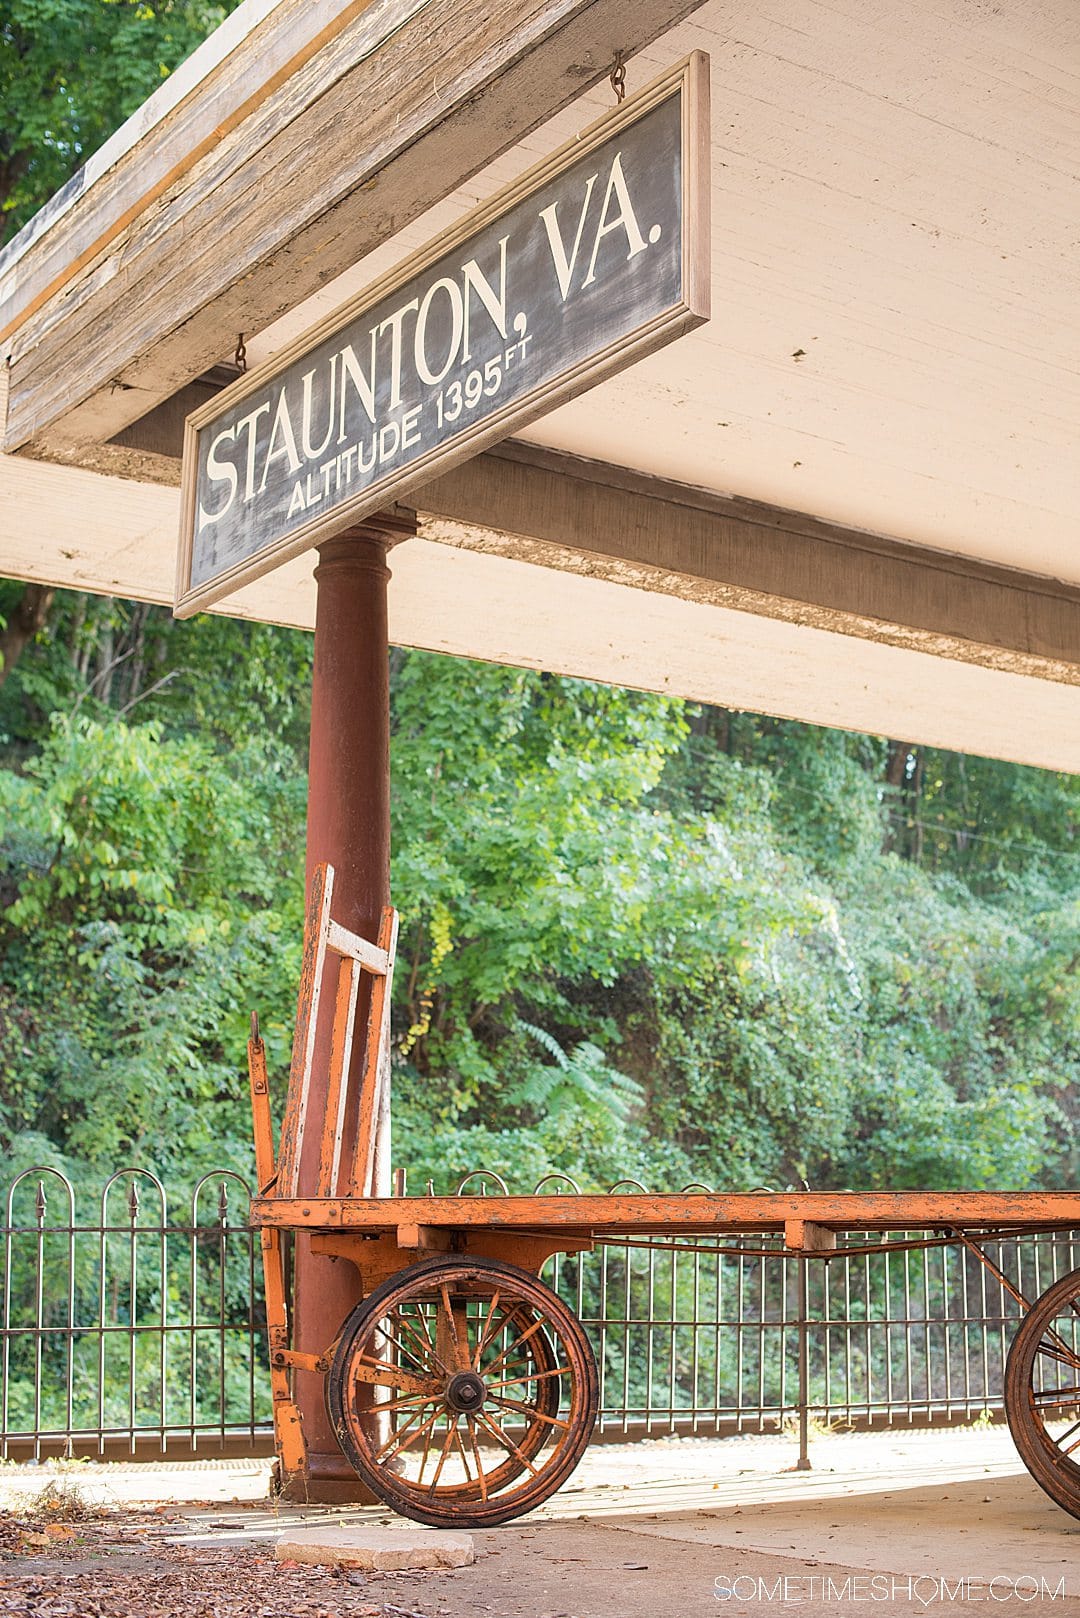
[0,703,304,1183]
[0,588,313,754]
[1,1,243,242]
[513,1022,642,1126]
[832,860,1074,1189]
[0,582,1078,1200]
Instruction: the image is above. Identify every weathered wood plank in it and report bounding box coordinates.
[326,920,391,977]
[3,0,706,456]
[3,0,427,361]
[276,862,334,1200]
[316,956,360,1199]
[0,1,367,341]
[350,906,400,1199]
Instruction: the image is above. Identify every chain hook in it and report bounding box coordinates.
[610,51,626,104]
[234,333,247,374]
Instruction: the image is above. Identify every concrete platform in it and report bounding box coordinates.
[601,1472,1079,1586]
[3,1428,1080,1617]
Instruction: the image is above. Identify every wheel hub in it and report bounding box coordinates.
[445,1370,486,1413]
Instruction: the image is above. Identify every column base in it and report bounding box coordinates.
[279,1449,383,1505]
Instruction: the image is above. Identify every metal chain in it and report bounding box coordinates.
[234,333,247,373]
[610,52,626,103]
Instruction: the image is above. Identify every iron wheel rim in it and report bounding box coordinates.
[1005,1267,1080,1519]
[326,1254,598,1528]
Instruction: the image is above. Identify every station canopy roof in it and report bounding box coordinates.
[1,0,1078,768]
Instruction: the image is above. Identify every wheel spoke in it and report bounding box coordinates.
[351,1352,436,1395]
[452,1421,474,1482]
[485,1364,570,1392]
[477,1302,531,1367]
[416,1404,438,1483]
[377,1388,440,1416]
[373,1402,439,1463]
[408,1298,438,1352]
[439,1284,466,1369]
[1032,1384,1080,1404]
[1045,1416,1080,1453]
[483,1316,546,1376]
[474,1408,540,1477]
[427,1419,460,1492]
[378,1320,435,1377]
[466,1416,489,1501]
[386,1406,451,1466]
[1036,1335,1080,1373]
[473,1289,504,1368]
[488,1393,570,1430]
[395,1307,452,1378]
[488,1341,537,1372]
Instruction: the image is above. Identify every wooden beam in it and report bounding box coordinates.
[1,0,705,459]
[4,422,1080,696]
[416,443,1080,686]
[107,366,238,459]
[395,1223,453,1252]
[784,1219,837,1253]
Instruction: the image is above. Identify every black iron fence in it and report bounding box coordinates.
[3,1166,1079,1460]
[1,1167,268,1460]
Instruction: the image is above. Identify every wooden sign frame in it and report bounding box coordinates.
[175,52,710,617]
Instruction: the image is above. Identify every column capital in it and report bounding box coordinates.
[315,507,417,574]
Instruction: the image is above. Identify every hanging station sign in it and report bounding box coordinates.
[174,53,709,616]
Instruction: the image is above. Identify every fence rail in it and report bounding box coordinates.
[3,1168,1078,1460]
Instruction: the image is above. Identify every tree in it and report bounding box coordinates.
[0,2,245,688]
[0,584,54,686]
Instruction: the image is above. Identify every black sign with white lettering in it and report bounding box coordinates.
[176,54,709,614]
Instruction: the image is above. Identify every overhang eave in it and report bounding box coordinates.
[0,0,705,461]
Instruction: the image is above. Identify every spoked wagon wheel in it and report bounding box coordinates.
[1006,1267,1080,1519]
[326,1254,599,1527]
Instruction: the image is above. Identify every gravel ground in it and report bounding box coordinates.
[0,1494,433,1618]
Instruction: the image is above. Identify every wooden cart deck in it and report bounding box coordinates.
[251,1190,1080,1242]
[252,1185,1080,1529]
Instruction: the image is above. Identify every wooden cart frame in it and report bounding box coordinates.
[249,867,1080,1527]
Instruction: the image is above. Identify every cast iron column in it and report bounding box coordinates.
[291,510,414,1500]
